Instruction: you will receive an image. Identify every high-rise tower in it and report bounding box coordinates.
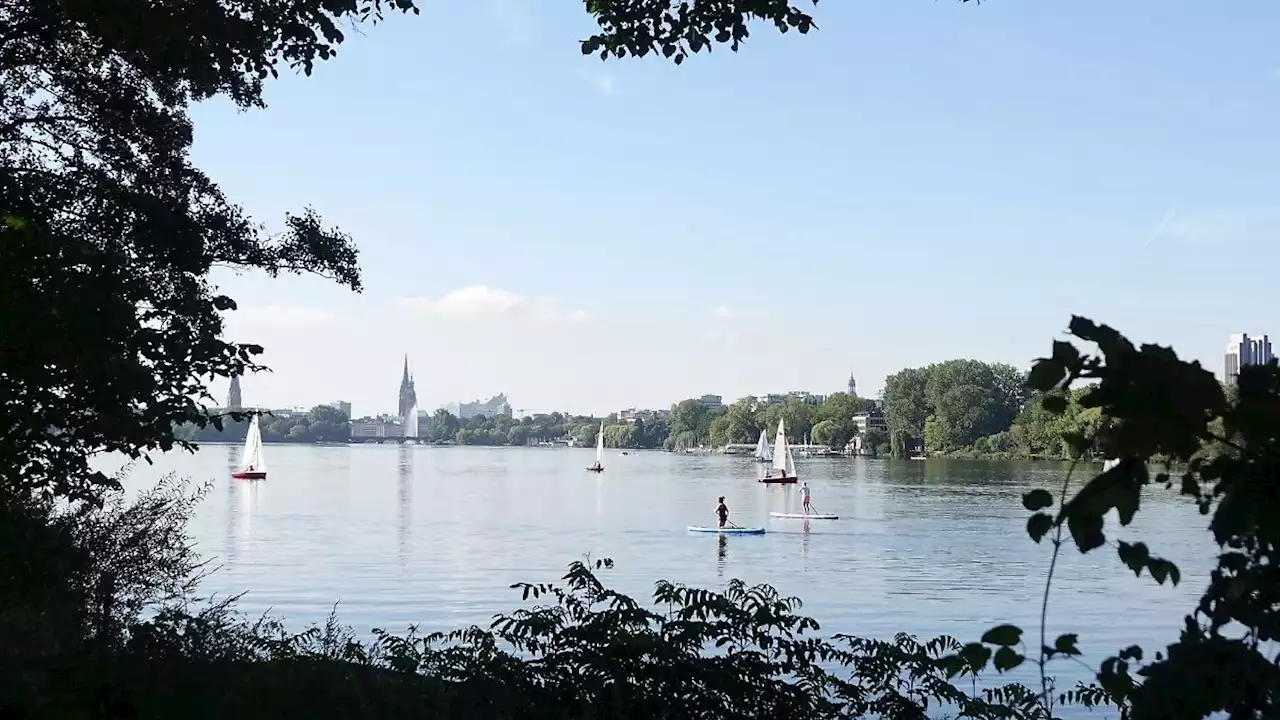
[227,375,243,410]
[397,355,417,419]
[1225,333,1273,384]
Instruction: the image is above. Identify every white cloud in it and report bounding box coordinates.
[398,286,590,326]
[710,305,736,320]
[229,304,335,329]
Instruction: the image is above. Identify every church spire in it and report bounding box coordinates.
[398,355,418,418]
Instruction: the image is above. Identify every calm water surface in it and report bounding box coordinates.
[113,445,1214,713]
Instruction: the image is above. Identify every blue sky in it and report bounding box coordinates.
[197,1,1280,417]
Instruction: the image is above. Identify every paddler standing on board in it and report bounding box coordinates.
[800,481,812,514]
[715,496,730,528]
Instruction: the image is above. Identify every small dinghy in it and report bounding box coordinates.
[687,526,766,535]
[770,512,838,520]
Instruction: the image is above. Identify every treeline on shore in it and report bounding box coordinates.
[179,367,1116,462]
[176,392,884,453]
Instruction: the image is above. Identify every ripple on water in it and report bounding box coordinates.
[111,448,1215,719]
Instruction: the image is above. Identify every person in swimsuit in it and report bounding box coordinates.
[715,496,729,528]
[800,481,812,514]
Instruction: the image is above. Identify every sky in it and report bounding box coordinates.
[197,0,1280,418]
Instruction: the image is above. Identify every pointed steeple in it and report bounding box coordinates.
[397,355,418,418]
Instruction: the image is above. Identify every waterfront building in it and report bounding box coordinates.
[327,400,352,419]
[852,410,887,436]
[444,393,512,420]
[697,394,723,410]
[1225,333,1273,384]
[617,407,670,423]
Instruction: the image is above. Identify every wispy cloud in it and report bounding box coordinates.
[398,286,590,326]
[1144,206,1277,248]
[710,305,736,320]
[229,304,335,329]
[1143,205,1178,247]
[486,0,535,47]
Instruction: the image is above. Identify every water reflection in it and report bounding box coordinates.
[397,445,413,566]
[224,445,239,565]
[801,519,811,560]
[716,534,727,575]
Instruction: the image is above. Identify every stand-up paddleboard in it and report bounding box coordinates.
[687,526,766,535]
[770,512,838,520]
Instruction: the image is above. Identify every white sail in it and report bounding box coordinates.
[754,430,772,460]
[595,422,605,463]
[784,442,797,477]
[772,419,790,474]
[239,415,265,472]
[404,405,419,439]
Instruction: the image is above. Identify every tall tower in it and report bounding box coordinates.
[227,376,243,410]
[847,373,857,397]
[1226,333,1274,384]
[397,355,417,418]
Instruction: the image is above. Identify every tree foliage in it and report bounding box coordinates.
[0,0,424,503]
[948,316,1280,719]
[884,361,1026,456]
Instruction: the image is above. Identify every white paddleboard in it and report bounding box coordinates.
[687,526,766,534]
[769,512,838,520]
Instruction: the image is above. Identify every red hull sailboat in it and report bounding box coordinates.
[232,415,267,481]
[757,418,798,484]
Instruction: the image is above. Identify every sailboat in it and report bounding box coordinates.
[758,419,798,484]
[753,429,772,464]
[232,415,267,480]
[586,422,605,473]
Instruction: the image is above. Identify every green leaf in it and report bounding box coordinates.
[1026,512,1053,543]
[1067,512,1106,552]
[1026,358,1067,392]
[1116,541,1149,575]
[993,646,1024,672]
[981,624,1023,647]
[1041,394,1068,414]
[1053,633,1081,656]
[958,642,992,673]
[1118,645,1144,662]
[1147,557,1180,586]
[1022,489,1054,511]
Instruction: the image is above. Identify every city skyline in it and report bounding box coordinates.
[205,2,1278,415]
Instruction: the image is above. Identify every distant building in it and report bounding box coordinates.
[327,401,352,419]
[226,376,242,410]
[852,410,887,436]
[752,391,825,406]
[397,355,417,419]
[618,408,668,423]
[698,394,723,410]
[351,417,401,439]
[1226,333,1273,384]
[444,393,512,420]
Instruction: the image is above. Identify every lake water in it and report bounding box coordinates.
[113,444,1214,715]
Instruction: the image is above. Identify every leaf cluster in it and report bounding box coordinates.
[958,316,1280,719]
